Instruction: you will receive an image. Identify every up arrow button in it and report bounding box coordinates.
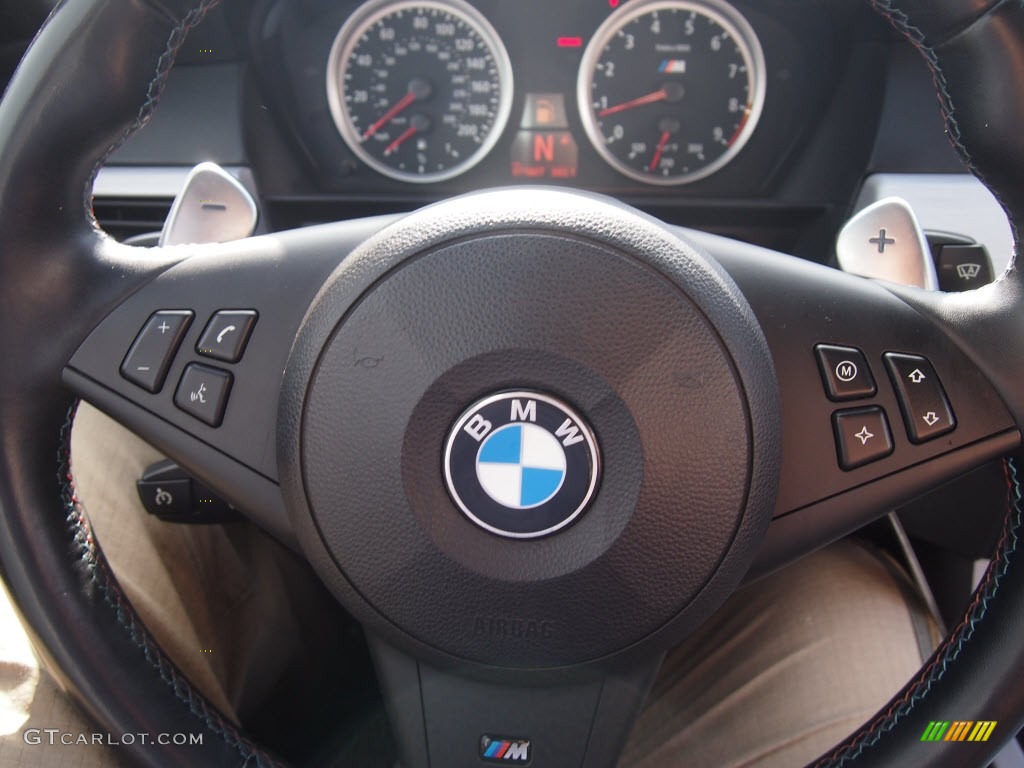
[883,353,956,443]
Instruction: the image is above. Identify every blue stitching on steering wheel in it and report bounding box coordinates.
[83,0,222,228]
[59,403,284,767]
[866,0,1020,246]
[812,456,1023,766]
[71,2,286,763]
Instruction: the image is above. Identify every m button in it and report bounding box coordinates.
[815,344,877,401]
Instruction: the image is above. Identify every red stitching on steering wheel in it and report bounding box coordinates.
[83,0,222,229]
[811,457,1023,766]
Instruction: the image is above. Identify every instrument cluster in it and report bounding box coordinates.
[261,0,851,198]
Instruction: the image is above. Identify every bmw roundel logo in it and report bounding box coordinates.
[444,391,600,539]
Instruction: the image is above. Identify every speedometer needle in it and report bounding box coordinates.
[362,90,417,141]
[648,130,671,172]
[598,89,668,117]
[384,125,418,156]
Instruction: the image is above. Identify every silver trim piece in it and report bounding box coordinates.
[325,0,514,184]
[576,0,766,186]
[443,390,601,540]
[92,165,255,199]
[854,173,1014,276]
[836,196,938,289]
[159,162,258,246]
[887,512,946,634]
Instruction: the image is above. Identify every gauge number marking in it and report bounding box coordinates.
[327,0,513,183]
[577,0,766,186]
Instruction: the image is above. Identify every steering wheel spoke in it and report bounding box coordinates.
[365,636,660,768]
[62,219,394,545]
[684,228,1021,578]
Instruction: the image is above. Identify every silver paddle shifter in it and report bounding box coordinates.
[836,196,938,290]
[159,162,257,247]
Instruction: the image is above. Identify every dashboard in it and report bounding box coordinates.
[72,0,1011,269]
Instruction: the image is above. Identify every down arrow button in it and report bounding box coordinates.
[883,353,956,443]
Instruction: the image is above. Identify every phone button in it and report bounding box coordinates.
[196,310,257,363]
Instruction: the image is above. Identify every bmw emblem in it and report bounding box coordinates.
[444,391,600,539]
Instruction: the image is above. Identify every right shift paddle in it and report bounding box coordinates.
[836,196,938,290]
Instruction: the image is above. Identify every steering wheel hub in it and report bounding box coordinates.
[281,189,780,667]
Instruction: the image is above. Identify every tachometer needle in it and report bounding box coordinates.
[384,125,418,156]
[648,130,671,172]
[362,90,417,141]
[726,107,751,147]
[599,89,668,117]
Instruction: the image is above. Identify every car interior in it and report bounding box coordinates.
[1,0,1024,766]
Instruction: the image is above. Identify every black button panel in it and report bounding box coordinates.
[120,310,193,393]
[814,344,876,401]
[196,310,257,363]
[883,353,956,443]
[174,363,233,427]
[832,406,894,470]
[120,308,257,429]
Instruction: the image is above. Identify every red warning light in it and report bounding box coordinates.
[609,0,620,7]
[557,36,583,48]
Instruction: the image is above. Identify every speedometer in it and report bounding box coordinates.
[577,0,765,186]
[326,0,513,183]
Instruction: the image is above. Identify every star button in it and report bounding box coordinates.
[854,426,874,445]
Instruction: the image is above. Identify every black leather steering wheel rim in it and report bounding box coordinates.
[1,0,1023,766]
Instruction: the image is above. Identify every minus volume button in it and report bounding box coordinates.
[120,310,194,393]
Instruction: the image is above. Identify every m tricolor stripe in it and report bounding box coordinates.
[920,720,996,742]
[484,740,511,758]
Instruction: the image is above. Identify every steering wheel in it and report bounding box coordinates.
[1,0,1023,765]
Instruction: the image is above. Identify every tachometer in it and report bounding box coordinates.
[577,0,765,186]
[326,0,513,183]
